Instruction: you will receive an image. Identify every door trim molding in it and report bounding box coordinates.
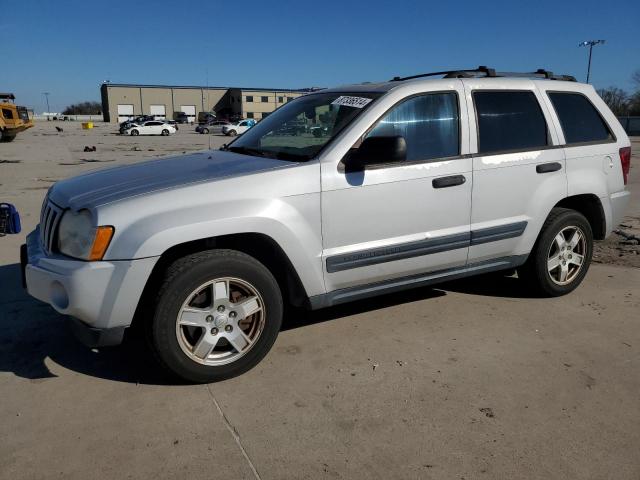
[311,254,528,309]
[325,221,528,273]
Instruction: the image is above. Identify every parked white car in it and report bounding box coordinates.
[221,119,256,136]
[22,67,631,383]
[124,121,177,136]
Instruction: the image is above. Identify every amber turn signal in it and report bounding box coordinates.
[89,226,115,261]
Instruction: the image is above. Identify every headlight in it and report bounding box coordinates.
[57,210,114,261]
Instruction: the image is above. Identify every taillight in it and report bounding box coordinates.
[619,147,631,185]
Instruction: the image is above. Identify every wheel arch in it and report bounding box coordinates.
[553,194,606,240]
[129,233,310,335]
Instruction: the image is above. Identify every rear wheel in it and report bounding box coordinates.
[131,129,139,136]
[201,128,209,134]
[149,249,283,383]
[519,208,593,296]
[161,129,170,136]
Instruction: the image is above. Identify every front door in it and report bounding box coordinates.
[321,85,473,292]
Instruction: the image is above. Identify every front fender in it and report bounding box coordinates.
[98,170,324,296]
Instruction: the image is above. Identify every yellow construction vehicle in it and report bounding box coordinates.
[1,93,33,142]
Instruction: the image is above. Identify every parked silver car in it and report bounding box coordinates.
[22,67,631,382]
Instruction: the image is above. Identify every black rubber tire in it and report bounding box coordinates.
[161,129,170,136]
[201,128,209,134]
[0,130,16,142]
[518,207,593,297]
[131,129,139,136]
[227,130,237,137]
[149,249,283,383]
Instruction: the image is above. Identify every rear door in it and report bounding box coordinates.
[321,83,473,292]
[463,79,567,264]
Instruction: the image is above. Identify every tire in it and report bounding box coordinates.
[518,208,593,296]
[131,129,139,136]
[161,129,170,136]
[0,129,16,142]
[227,130,237,137]
[150,249,283,383]
[201,128,209,134]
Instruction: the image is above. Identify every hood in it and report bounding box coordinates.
[48,150,295,210]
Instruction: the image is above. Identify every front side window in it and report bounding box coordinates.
[548,92,612,144]
[366,92,460,162]
[227,92,380,161]
[474,91,548,154]
[2,108,13,119]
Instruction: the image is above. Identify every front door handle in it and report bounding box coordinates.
[536,162,562,174]
[432,175,466,189]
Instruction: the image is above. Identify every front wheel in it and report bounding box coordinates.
[201,128,209,134]
[130,129,139,136]
[150,249,283,383]
[519,208,593,296]
[226,130,237,137]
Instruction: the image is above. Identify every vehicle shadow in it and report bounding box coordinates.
[0,263,534,386]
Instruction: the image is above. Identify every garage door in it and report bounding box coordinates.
[117,104,134,122]
[149,104,166,120]
[181,105,196,123]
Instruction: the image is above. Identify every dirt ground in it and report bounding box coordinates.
[1,123,639,479]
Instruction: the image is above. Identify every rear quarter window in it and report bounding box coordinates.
[548,92,613,144]
[473,91,548,154]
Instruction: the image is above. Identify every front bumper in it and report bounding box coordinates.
[23,228,158,346]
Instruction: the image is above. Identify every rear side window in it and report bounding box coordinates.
[548,92,612,144]
[367,92,459,162]
[474,91,548,154]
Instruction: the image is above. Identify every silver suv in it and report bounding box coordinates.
[22,67,631,382]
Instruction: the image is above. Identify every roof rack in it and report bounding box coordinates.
[390,66,576,82]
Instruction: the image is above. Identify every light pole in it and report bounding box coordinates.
[42,92,51,115]
[579,40,605,83]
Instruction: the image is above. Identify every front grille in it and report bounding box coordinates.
[40,199,63,254]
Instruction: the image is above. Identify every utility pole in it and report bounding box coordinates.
[579,40,605,83]
[42,92,51,114]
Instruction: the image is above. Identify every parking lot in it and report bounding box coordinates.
[1,122,639,479]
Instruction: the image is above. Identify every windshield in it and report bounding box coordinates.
[226,92,380,161]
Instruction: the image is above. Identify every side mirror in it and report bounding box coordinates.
[346,135,407,171]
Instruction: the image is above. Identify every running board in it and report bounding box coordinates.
[308,255,528,310]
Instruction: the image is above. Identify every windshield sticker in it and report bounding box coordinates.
[331,96,372,108]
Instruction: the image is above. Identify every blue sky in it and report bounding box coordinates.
[4,0,639,112]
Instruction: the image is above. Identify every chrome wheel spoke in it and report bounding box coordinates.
[192,334,218,359]
[233,295,261,320]
[568,230,582,249]
[226,328,252,353]
[179,308,209,327]
[213,280,230,303]
[569,253,584,266]
[559,263,569,283]
[554,232,566,250]
[547,255,561,272]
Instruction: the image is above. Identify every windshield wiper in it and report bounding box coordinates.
[226,146,268,158]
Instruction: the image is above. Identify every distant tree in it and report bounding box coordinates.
[632,69,640,89]
[62,101,102,115]
[628,91,640,116]
[597,87,629,116]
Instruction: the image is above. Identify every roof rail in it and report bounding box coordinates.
[390,66,576,82]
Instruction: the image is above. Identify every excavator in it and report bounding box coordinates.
[0,93,33,142]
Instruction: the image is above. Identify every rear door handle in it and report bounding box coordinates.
[432,175,466,189]
[536,162,562,174]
